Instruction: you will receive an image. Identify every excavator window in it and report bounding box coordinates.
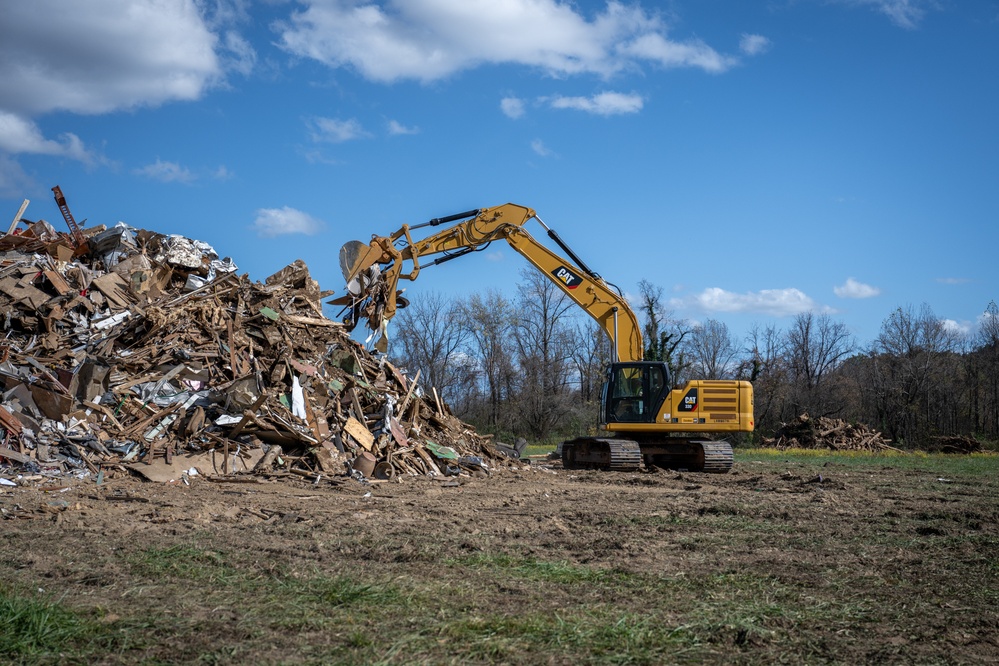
[607,363,668,423]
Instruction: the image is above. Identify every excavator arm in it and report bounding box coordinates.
[335,203,642,362]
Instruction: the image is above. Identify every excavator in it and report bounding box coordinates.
[332,203,753,473]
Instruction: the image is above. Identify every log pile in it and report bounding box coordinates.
[763,413,896,452]
[0,197,504,486]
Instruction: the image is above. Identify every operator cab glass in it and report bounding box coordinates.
[604,362,668,424]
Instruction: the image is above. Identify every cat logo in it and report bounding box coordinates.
[551,265,583,289]
[678,387,698,412]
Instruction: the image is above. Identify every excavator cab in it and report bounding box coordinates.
[602,362,669,425]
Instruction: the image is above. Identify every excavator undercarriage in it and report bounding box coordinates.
[561,438,734,474]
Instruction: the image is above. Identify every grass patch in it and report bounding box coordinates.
[738,447,999,476]
[523,443,556,458]
[265,573,415,633]
[0,537,986,665]
[446,552,614,585]
[307,575,400,608]
[127,544,233,582]
[431,610,701,664]
[0,586,101,662]
[412,569,852,662]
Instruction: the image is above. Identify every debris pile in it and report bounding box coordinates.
[764,413,896,452]
[0,193,503,487]
[924,434,983,455]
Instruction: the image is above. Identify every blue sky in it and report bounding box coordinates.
[1,0,996,348]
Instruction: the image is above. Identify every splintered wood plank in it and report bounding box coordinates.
[388,416,408,448]
[43,270,73,295]
[0,445,31,464]
[414,444,442,476]
[398,369,421,416]
[344,415,374,451]
[227,317,239,379]
[90,272,134,309]
[349,387,366,423]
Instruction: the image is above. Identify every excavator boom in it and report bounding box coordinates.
[336,203,642,361]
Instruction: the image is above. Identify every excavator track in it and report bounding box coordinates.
[562,438,734,474]
[643,439,734,473]
[698,440,734,473]
[561,438,642,471]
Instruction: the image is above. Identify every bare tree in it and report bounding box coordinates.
[979,300,999,347]
[570,319,610,404]
[785,312,855,417]
[787,312,854,388]
[867,304,964,445]
[513,269,576,440]
[688,319,738,379]
[973,300,999,438]
[461,289,518,428]
[637,279,691,386]
[738,323,790,432]
[391,291,475,409]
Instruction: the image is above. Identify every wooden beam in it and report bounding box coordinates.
[6,199,28,235]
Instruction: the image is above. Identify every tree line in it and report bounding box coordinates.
[387,271,999,449]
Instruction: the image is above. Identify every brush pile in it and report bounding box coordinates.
[764,413,896,452]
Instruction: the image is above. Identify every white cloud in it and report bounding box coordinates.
[220,30,257,77]
[0,111,97,165]
[0,1,253,182]
[0,0,223,116]
[301,149,340,166]
[212,165,235,180]
[531,139,555,157]
[387,119,419,135]
[937,277,970,285]
[739,33,771,56]
[133,159,196,184]
[618,33,736,73]
[202,0,252,28]
[840,0,929,29]
[308,117,369,143]
[274,0,735,83]
[834,277,881,299]
[252,207,324,237]
[549,91,644,115]
[677,287,819,317]
[501,97,526,119]
[941,319,971,335]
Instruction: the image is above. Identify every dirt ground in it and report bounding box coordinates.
[2,453,997,664]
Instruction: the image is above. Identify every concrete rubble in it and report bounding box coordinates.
[0,192,506,488]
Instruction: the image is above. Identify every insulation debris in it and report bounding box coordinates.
[0,193,504,487]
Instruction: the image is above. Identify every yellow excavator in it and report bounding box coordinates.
[332,203,753,473]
